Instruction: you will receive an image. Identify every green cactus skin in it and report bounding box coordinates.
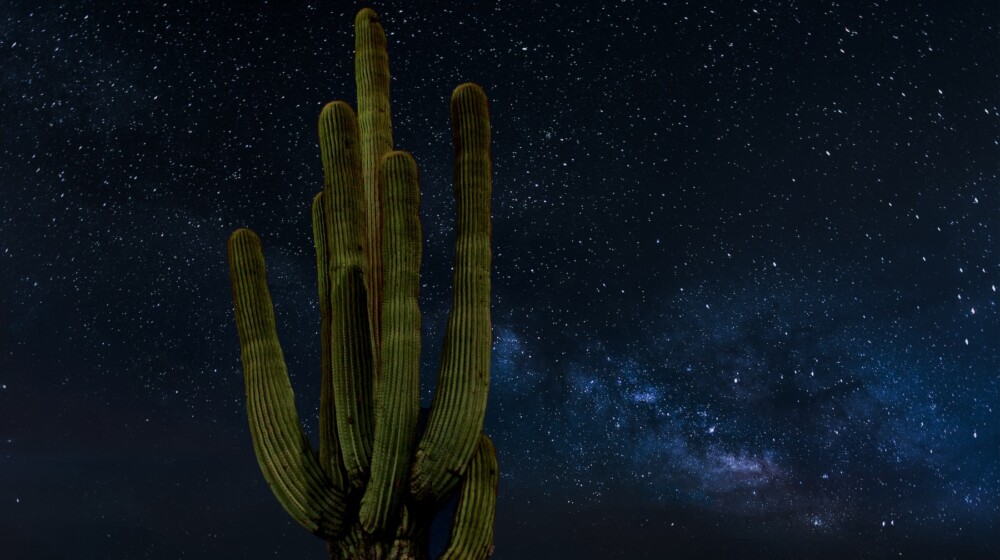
[359,150,423,535]
[226,7,498,559]
[355,7,393,379]
[409,83,493,505]
[227,228,348,539]
[440,435,499,560]
[318,100,376,489]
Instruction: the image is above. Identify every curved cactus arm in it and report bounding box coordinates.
[360,151,423,534]
[439,434,499,560]
[411,83,493,503]
[311,192,349,489]
[318,100,375,488]
[227,228,348,538]
[355,7,394,366]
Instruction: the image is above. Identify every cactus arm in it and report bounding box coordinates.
[439,434,499,560]
[312,192,349,488]
[227,228,348,538]
[360,151,424,533]
[355,7,394,369]
[411,83,493,503]
[318,100,375,487]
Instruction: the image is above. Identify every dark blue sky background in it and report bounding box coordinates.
[1,1,997,558]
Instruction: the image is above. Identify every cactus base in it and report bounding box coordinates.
[326,524,429,560]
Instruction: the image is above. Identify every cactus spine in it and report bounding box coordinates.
[226,7,497,560]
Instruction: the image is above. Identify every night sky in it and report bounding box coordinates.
[2,1,997,558]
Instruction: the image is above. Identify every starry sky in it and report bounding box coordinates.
[1,1,997,558]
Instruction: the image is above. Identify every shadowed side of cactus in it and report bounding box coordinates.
[226,7,498,559]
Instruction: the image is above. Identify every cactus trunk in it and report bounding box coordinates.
[226,7,498,559]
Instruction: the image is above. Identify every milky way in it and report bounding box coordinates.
[1,1,997,558]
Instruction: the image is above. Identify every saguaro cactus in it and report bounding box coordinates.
[226,8,497,560]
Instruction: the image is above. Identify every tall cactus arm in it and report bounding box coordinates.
[411,83,493,503]
[439,434,499,560]
[360,151,424,534]
[318,100,375,488]
[355,7,394,367]
[311,192,349,489]
[227,228,348,538]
